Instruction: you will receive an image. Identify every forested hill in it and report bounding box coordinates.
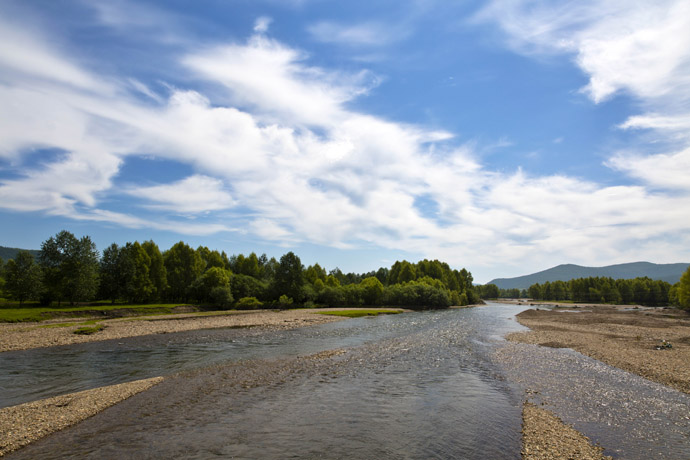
[0,246,40,261]
[488,262,690,290]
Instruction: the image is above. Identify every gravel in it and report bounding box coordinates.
[521,403,611,460]
[0,377,163,457]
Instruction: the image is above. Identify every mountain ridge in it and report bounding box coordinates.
[488,261,690,290]
[0,246,41,262]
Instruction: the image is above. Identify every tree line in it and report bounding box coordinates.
[477,272,690,309]
[0,230,479,309]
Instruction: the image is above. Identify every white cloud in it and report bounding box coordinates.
[183,35,380,126]
[1,11,690,283]
[128,175,235,213]
[477,0,690,104]
[607,148,690,191]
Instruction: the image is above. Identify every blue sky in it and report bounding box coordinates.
[1,0,689,283]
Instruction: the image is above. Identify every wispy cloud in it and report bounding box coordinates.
[1,3,690,281]
[254,16,273,34]
[127,175,235,213]
[476,0,690,104]
[308,21,405,47]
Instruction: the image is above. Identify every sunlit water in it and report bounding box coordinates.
[3,303,689,459]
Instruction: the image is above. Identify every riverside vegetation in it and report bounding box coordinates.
[0,230,479,322]
[477,270,690,310]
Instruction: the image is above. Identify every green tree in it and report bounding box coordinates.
[305,263,327,284]
[480,284,499,299]
[120,242,154,303]
[0,256,6,297]
[5,251,43,304]
[164,241,204,302]
[678,266,690,309]
[360,276,384,305]
[271,251,305,302]
[99,243,123,303]
[142,240,167,301]
[192,266,233,306]
[39,231,99,305]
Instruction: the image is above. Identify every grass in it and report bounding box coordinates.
[0,303,194,323]
[315,309,402,318]
[73,325,105,335]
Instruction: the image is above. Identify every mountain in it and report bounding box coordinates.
[0,246,41,262]
[488,262,690,290]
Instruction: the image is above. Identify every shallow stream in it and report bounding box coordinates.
[3,303,689,459]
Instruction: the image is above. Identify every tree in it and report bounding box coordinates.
[120,242,154,303]
[39,231,99,305]
[192,266,233,306]
[142,240,167,301]
[305,263,327,284]
[271,252,305,302]
[5,251,43,304]
[360,276,384,305]
[99,243,123,303]
[678,266,690,310]
[163,241,204,302]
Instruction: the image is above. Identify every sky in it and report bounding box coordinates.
[1,0,689,283]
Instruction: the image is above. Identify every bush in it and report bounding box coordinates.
[278,294,293,308]
[210,286,233,308]
[235,296,263,310]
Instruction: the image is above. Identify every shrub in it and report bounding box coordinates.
[235,296,263,310]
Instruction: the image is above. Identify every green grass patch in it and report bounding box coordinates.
[73,325,105,335]
[316,309,401,318]
[0,303,193,323]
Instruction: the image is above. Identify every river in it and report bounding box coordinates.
[3,303,689,459]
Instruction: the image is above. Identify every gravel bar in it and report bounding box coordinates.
[522,403,611,460]
[0,377,163,457]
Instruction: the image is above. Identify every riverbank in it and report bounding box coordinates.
[0,377,163,457]
[0,308,405,353]
[505,302,690,394]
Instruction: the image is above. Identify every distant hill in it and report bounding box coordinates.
[0,246,41,262]
[488,262,690,290]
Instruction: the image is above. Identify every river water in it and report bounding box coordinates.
[3,303,690,459]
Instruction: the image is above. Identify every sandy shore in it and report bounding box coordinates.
[506,303,690,394]
[0,377,163,457]
[0,308,397,353]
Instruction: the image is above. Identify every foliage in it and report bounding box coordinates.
[4,251,43,305]
[527,276,674,306]
[39,230,99,305]
[235,296,263,310]
[271,251,305,301]
[164,241,204,302]
[678,266,690,309]
[8,231,479,312]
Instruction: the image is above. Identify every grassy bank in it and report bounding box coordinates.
[0,303,197,323]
